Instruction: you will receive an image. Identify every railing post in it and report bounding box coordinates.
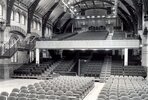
[9,41,10,56]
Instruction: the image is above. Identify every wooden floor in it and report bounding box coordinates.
[0,79,104,100]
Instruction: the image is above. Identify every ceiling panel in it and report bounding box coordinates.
[49,5,64,22]
[17,0,35,7]
[35,0,55,16]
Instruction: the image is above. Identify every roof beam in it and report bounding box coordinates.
[27,0,40,33]
[92,0,96,8]
[42,1,60,38]
[54,12,66,26]
[131,0,143,30]
[73,0,114,6]
[120,0,138,33]
[6,0,16,26]
[118,7,134,32]
[61,18,72,33]
[120,0,138,21]
[118,13,132,31]
[74,0,81,8]
[84,2,89,9]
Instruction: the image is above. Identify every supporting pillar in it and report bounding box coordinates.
[124,48,128,66]
[142,36,148,79]
[112,50,115,56]
[78,59,80,76]
[36,48,40,64]
[59,50,63,59]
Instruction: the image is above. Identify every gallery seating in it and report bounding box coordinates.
[13,61,55,78]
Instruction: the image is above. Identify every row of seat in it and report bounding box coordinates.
[98,75,148,100]
[53,60,75,73]
[80,60,103,77]
[124,66,146,77]
[111,60,146,77]
[112,31,126,40]
[111,60,123,76]
[0,76,94,100]
[13,61,55,77]
[66,31,109,40]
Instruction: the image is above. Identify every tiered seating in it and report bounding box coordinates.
[0,76,94,100]
[111,60,123,76]
[53,60,76,73]
[80,60,103,77]
[66,31,108,40]
[124,66,146,77]
[112,31,125,40]
[13,61,55,78]
[52,32,78,40]
[98,75,148,100]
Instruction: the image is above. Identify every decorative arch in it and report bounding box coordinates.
[9,26,27,38]
[9,34,19,40]
[21,11,27,17]
[15,8,21,13]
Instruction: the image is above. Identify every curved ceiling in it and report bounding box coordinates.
[15,0,142,31]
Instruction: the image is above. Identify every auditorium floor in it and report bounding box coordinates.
[83,82,105,100]
[0,79,104,100]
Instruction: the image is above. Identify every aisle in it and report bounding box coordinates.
[83,82,105,100]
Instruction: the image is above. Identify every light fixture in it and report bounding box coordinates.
[112,15,116,18]
[81,49,86,51]
[93,49,98,51]
[71,6,74,9]
[74,9,77,12]
[105,49,110,51]
[107,15,111,18]
[76,16,80,19]
[87,16,90,18]
[97,16,100,18]
[112,7,115,10]
[61,0,75,15]
[68,1,71,5]
[69,49,74,51]
[140,44,143,47]
[91,16,95,18]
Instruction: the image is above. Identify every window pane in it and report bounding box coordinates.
[0,5,3,18]
[16,12,20,23]
[11,11,14,20]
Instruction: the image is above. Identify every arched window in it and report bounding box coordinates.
[0,4,3,18]
[49,28,53,38]
[37,22,40,30]
[11,10,14,20]
[46,27,49,37]
[33,21,36,29]
[31,21,33,28]
[21,15,26,25]
[16,12,20,23]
